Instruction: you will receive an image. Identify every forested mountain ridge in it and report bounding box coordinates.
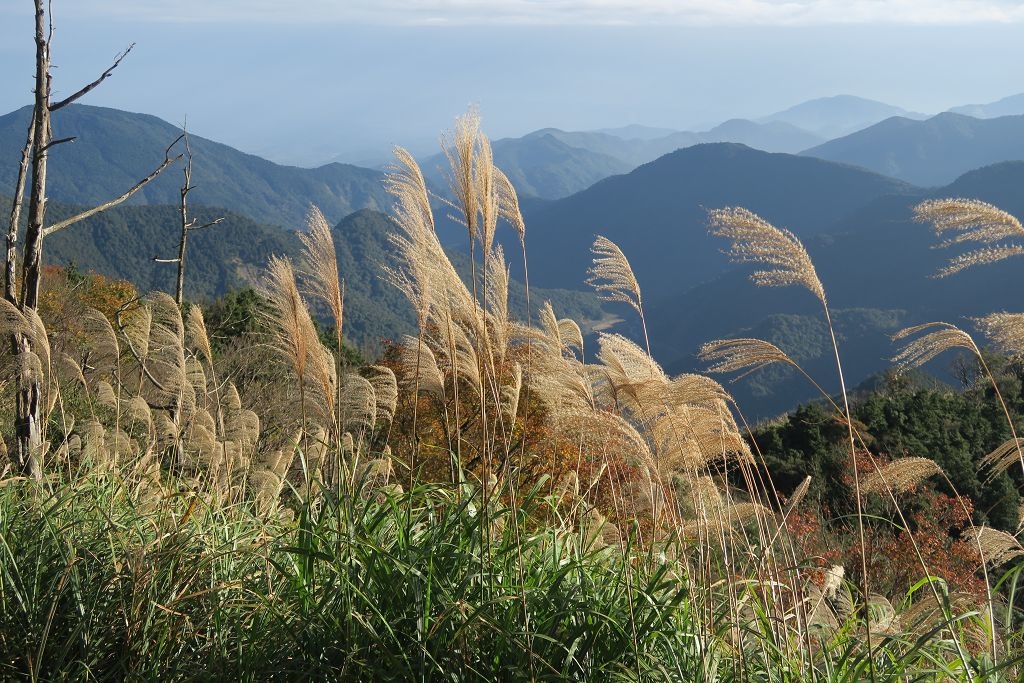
[802,112,1024,186]
[517,142,917,295]
[0,104,392,229]
[14,197,604,354]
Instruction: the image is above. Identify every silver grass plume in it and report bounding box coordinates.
[299,205,345,337]
[94,380,117,409]
[262,255,318,389]
[475,130,499,258]
[57,354,86,389]
[441,108,482,246]
[860,457,943,495]
[914,198,1024,277]
[80,307,120,379]
[137,293,188,411]
[782,475,813,519]
[494,167,525,244]
[120,303,152,361]
[485,244,511,361]
[185,356,208,404]
[386,146,434,235]
[970,526,1024,567]
[534,302,582,356]
[595,333,670,420]
[699,337,800,380]
[364,365,398,426]
[665,374,733,409]
[892,321,980,371]
[980,437,1024,478]
[708,207,825,304]
[975,312,1024,358]
[184,305,213,368]
[123,395,153,436]
[501,362,523,425]
[586,236,644,315]
[306,341,338,424]
[398,334,445,399]
[340,372,377,433]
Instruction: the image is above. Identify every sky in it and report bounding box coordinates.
[1,1,1023,166]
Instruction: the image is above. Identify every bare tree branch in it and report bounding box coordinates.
[49,43,134,112]
[190,218,225,232]
[39,135,75,152]
[43,135,183,237]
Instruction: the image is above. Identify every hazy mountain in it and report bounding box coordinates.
[950,93,1024,119]
[426,120,823,201]
[697,119,822,153]
[759,95,926,139]
[0,104,392,229]
[591,124,679,140]
[517,143,916,297]
[644,161,1024,417]
[802,112,1024,187]
[421,133,633,201]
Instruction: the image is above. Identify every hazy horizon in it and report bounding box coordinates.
[2,1,1023,166]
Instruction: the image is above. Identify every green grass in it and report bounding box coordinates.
[1,467,1018,681]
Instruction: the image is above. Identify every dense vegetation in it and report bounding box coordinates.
[2,110,1024,682]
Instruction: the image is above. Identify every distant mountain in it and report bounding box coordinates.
[591,124,679,140]
[0,104,392,229]
[697,119,822,154]
[427,121,823,201]
[950,93,1024,119]
[518,143,916,297]
[759,95,926,139]
[421,133,633,201]
[645,161,1024,417]
[802,112,1024,187]
[28,198,603,353]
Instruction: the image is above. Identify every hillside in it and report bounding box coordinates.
[517,143,917,296]
[802,112,1024,186]
[0,104,391,229]
[644,162,1024,417]
[26,198,603,353]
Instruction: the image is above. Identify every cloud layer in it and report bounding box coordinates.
[54,0,1024,26]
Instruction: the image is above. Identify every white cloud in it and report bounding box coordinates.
[61,0,1024,25]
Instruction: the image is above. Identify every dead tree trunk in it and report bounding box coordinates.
[155,131,223,306]
[6,114,35,305]
[11,1,53,477]
[8,1,177,477]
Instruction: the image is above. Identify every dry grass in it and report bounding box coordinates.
[914,198,1024,276]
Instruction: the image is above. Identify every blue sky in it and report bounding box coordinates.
[1,1,1023,165]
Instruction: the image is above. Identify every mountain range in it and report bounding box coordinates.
[24,197,604,354]
[516,143,915,295]
[0,105,392,230]
[420,118,824,200]
[949,93,1024,119]
[5,100,1024,416]
[803,112,1024,187]
[421,95,978,201]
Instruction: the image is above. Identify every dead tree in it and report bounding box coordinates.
[5,0,180,477]
[154,129,224,306]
